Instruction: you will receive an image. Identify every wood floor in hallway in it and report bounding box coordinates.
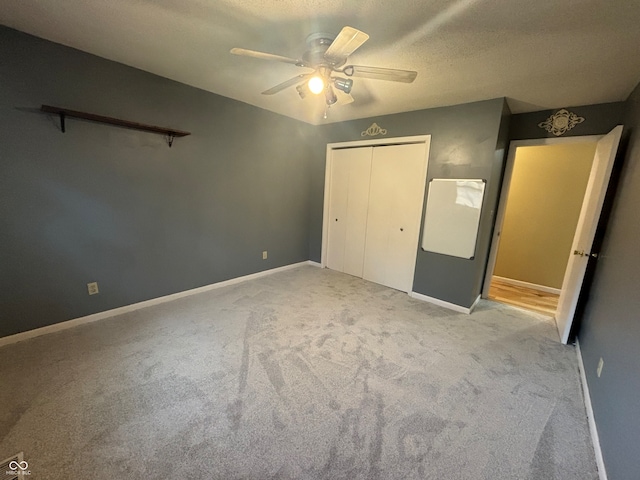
[488,277,559,316]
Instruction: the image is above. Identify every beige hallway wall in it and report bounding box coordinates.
[494,142,596,289]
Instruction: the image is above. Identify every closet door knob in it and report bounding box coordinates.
[335,218,338,221]
[400,228,404,231]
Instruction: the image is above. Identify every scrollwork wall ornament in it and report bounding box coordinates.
[538,109,585,136]
[361,123,387,137]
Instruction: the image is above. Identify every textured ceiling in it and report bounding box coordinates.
[1,0,640,125]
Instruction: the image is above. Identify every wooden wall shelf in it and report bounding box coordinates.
[41,105,191,147]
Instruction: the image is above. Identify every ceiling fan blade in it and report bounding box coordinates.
[261,74,312,95]
[324,26,370,64]
[230,47,303,66]
[335,89,355,106]
[343,65,418,83]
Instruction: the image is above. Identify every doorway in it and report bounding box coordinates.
[486,141,597,315]
[483,126,623,343]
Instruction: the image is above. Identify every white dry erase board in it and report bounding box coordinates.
[421,179,486,259]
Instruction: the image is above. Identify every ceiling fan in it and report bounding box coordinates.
[230,26,417,108]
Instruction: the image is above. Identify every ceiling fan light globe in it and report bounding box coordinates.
[325,86,338,106]
[296,84,307,99]
[334,77,353,94]
[308,76,325,95]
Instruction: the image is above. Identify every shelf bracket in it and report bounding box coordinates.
[167,133,175,148]
[59,112,66,133]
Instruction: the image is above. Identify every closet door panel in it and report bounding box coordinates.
[362,155,392,287]
[343,148,373,277]
[385,143,427,291]
[364,143,427,291]
[326,147,372,275]
[326,151,350,272]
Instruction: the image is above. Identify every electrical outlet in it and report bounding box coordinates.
[87,282,99,295]
[597,357,604,378]
[262,251,268,260]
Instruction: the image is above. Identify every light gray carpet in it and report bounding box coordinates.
[0,266,597,479]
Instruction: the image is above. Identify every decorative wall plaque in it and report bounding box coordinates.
[361,123,387,137]
[538,109,585,136]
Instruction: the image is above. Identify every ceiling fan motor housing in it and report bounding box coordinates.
[303,32,344,67]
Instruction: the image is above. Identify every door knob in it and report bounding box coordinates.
[400,228,404,231]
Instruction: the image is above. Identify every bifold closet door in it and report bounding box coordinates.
[326,147,373,277]
[363,143,428,292]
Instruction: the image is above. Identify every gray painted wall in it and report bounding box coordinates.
[309,98,508,308]
[510,102,626,140]
[578,82,640,480]
[0,27,315,338]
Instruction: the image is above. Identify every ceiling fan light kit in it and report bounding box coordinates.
[230,26,417,114]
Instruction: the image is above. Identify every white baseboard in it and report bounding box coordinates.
[576,339,608,480]
[0,261,315,348]
[408,291,478,314]
[307,261,322,268]
[469,294,481,313]
[492,275,561,295]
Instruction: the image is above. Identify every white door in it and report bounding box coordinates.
[326,147,373,276]
[363,143,428,292]
[556,125,623,343]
